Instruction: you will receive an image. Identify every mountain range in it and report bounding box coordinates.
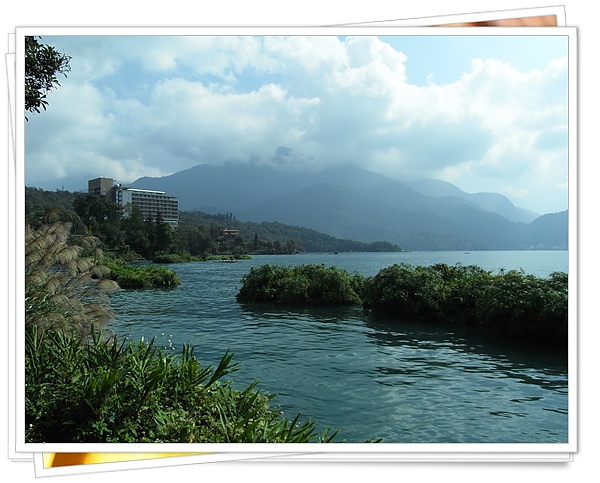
[130,163,568,251]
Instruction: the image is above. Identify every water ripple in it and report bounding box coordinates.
[108,256,568,443]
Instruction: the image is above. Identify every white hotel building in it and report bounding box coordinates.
[88,177,179,226]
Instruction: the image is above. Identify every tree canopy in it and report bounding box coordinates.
[25,36,71,118]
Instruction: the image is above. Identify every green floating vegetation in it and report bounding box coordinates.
[151,252,252,264]
[152,252,199,264]
[237,262,568,349]
[236,264,365,306]
[207,254,252,261]
[363,263,568,348]
[25,326,342,443]
[102,258,181,288]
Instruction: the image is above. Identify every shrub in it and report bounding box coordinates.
[152,252,191,264]
[151,252,206,263]
[363,263,568,349]
[101,258,181,288]
[475,269,568,346]
[428,263,494,323]
[236,264,365,306]
[25,326,340,443]
[362,263,447,320]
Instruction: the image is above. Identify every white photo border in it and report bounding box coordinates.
[10,25,577,455]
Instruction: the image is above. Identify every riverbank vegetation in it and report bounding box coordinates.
[237,262,568,350]
[25,327,340,443]
[100,258,181,288]
[151,253,252,264]
[24,221,348,443]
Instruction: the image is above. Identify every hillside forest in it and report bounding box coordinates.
[25,187,401,261]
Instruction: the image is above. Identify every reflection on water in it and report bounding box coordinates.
[110,252,569,444]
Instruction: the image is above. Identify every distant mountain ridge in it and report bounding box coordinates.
[130,163,567,251]
[406,179,539,223]
[131,163,393,214]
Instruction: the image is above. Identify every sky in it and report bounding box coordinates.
[24,31,571,215]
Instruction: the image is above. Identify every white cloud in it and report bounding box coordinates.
[264,36,347,73]
[25,35,569,212]
[502,186,530,200]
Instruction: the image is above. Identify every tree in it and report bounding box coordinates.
[122,205,151,257]
[25,36,71,118]
[285,239,297,254]
[153,213,174,254]
[72,194,123,244]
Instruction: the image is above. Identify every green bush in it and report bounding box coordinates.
[416,263,494,323]
[475,269,568,346]
[152,252,192,264]
[236,264,365,306]
[25,326,340,443]
[102,258,181,288]
[363,263,568,349]
[208,254,252,261]
[237,262,568,348]
[362,263,447,320]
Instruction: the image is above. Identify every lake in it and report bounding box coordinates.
[109,251,569,443]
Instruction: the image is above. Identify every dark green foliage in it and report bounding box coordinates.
[173,223,218,257]
[475,270,568,347]
[236,264,365,306]
[207,254,252,261]
[377,264,443,318]
[26,189,402,261]
[120,204,151,256]
[430,263,494,324]
[26,189,180,260]
[363,263,568,349]
[179,211,403,254]
[101,258,181,288]
[237,262,568,349]
[152,252,197,263]
[151,212,175,253]
[72,194,125,247]
[362,263,495,323]
[25,327,340,443]
[25,36,71,117]
[73,194,122,225]
[25,186,80,211]
[25,188,84,229]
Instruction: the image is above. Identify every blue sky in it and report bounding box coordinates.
[24,32,571,214]
[383,35,568,85]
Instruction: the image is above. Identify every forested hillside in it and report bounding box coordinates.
[25,187,402,259]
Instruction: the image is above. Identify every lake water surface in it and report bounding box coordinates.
[110,251,569,443]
